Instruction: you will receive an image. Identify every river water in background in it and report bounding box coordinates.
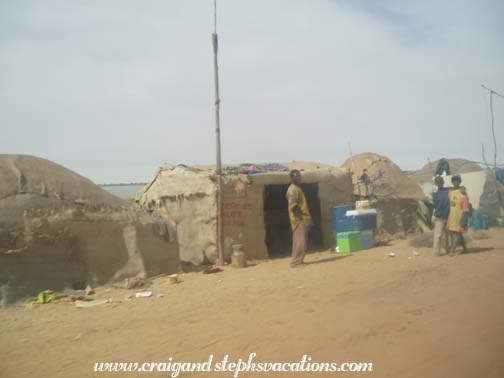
[101,184,146,199]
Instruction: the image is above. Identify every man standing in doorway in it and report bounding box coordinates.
[432,176,450,256]
[286,170,312,268]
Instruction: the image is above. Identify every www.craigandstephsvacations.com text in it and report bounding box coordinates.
[94,354,373,376]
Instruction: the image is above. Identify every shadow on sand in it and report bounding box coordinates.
[304,254,352,266]
[463,247,494,255]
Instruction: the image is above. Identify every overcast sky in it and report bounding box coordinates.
[1,1,503,183]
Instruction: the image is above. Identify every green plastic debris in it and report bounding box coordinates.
[26,290,58,307]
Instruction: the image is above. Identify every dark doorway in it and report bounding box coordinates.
[263,183,323,257]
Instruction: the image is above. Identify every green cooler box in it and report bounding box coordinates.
[337,231,363,253]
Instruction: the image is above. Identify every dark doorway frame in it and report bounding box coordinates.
[263,183,323,257]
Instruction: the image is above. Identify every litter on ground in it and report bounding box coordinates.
[135,291,153,298]
[75,299,110,308]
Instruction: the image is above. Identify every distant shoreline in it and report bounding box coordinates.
[98,183,147,187]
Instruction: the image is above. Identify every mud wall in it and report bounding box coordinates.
[220,169,353,259]
[373,199,429,238]
[138,166,354,264]
[221,176,268,261]
[157,194,217,265]
[0,210,180,304]
[138,167,218,265]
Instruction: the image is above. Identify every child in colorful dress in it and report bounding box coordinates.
[447,176,470,254]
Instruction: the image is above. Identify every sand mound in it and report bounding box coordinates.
[341,152,425,200]
[341,153,430,237]
[0,154,124,230]
[408,158,483,184]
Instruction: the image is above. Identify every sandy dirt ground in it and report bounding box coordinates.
[1,229,504,378]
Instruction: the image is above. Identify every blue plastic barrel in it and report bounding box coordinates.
[332,205,353,228]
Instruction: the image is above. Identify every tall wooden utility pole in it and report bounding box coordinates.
[212,0,224,266]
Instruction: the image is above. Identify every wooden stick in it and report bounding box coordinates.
[212,27,224,266]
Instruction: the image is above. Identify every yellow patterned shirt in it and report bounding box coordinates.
[447,188,469,232]
[286,184,312,230]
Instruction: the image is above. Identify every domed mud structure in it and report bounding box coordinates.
[0,155,179,305]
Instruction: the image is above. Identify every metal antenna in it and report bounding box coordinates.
[482,85,504,99]
[481,84,504,168]
[213,0,217,34]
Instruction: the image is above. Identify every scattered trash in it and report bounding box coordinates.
[202,267,223,274]
[74,333,83,341]
[75,299,110,308]
[85,285,95,296]
[386,252,396,258]
[135,291,153,298]
[26,290,58,307]
[335,246,340,253]
[412,250,420,257]
[105,288,111,293]
[157,293,165,298]
[3,248,24,254]
[68,295,85,303]
[168,274,178,284]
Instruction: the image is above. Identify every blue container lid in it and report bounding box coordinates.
[332,205,353,220]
